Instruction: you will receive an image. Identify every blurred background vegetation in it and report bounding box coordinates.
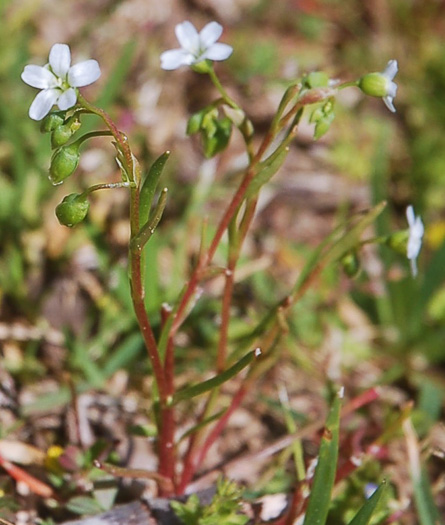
[0,0,444,523]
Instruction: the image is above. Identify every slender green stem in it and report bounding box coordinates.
[208,67,255,158]
[75,130,113,145]
[77,94,133,170]
[338,80,360,90]
[208,67,240,111]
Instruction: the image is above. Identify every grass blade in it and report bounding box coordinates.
[303,388,342,525]
[413,469,444,525]
[347,481,386,525]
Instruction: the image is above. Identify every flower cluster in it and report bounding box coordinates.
[21,43,101,120]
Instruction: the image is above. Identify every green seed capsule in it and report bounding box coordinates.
[49,144,80,185]
[341,251,361,278]
[55,193,90,227]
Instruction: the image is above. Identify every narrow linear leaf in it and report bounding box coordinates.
[303,389,342,525]
[139,151,170,227]
[133,187,168,250]
[326,201,387,265]
[178,409,226,443]
[172,351,257,404]
[347,481,386,525]
[244,147,288,200]
[413,468,444,525]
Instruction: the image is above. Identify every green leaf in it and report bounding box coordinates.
[303,389,342,525]
[171,494,203,525]
[139,151,170,227]
[178,409,226,443]
[347,481,386,525]
[202,117,232,158]
[187,109,206,135]
[413,468,444,525]
[326,201,387,265]
[66,496,104,516]
[133,188,168,251]
[172,350,258,405]
[244,147,288,200]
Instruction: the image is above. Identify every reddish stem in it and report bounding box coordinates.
[216,266,235,372]
[157,337,176,494]
[158,406,176,495]
[179,385,247,491]
[0,454,54,499]
[130,247,167,401]
[170,166,257,338]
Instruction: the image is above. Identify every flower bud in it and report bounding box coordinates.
[310,100,335,140]
[51,117,81,148]
[49,143,80,185]
[202,117,232,158]
[358,60,398,113]
[55,193,90,227]
[40,112,65,133]
[187,109,205,135]
[384,230,409,256]
[314,111,335,140]
[341,251,361,278]
[305,71,329,89]
[358,73,390,98]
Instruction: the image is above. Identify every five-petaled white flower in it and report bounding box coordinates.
[380,60,398,113]
[21,43,101,121]
[160,21,233,71]
[406,205,424,277]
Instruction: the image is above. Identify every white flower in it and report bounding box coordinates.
[381,60,398,113]
[358,59,398,113]
[406,205,424,277]
[21,43,101,121]
[160,21,233,71]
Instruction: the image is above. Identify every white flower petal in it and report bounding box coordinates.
[406,205,415,227]
[21,65,58,89]
[160,49,192,70]
[383,95,396,113]
[383,60,398,81]
[28,88,60,120]
[201,43,233,62]
[405,205,424,276]
[68,59,101,87]
[386,81,397,99]
[49,44,71,78]
[175,21,199,52]
[57,87,77,110]
[199,22,223,48]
